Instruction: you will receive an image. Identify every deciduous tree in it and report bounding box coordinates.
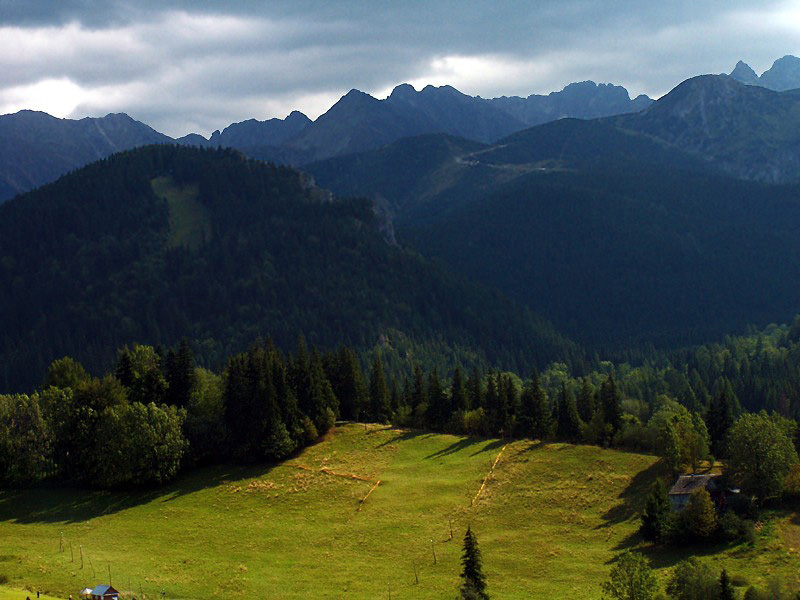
[601,551,659,600]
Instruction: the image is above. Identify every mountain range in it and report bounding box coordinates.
[729,55,800,91]
[4,57,800,385]
[308,74,800,349]
[0,79,650,203]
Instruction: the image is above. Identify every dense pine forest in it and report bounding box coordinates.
[0,145,578,391]
[4,316,800,492]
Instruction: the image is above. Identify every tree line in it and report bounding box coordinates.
[4,316,800,490]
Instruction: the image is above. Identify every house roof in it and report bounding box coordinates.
[91,584,119,596]
[668,474,719,496]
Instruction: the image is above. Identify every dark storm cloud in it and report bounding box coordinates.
[0,0,797,136]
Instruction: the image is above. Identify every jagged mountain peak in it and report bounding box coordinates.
[728,55,800,91]
[730,60,759,85]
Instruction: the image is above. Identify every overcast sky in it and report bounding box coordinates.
[1,0,799,137]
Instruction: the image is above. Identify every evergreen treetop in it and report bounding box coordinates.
[460,526,489,600]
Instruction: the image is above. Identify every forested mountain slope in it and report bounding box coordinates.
[615,75,800,183]
[0,145,580,391]
[308,108,800,350]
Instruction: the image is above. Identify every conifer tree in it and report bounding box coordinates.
[466,366,483,411]
[483,372,499,436]
[289,336,313,419]
[410,364,427,411]
[324,347,367,421]
[389,376,401,415]
[114,348,134,388]
[706,387,735,457]
[427,369,449,429]
[460,526,489,600]
[518,369,552,441]
[576,377,595,424]
[719,569,735,600]
[270,349,305,445]
[600,374,623,435]
[556,382,581,442]
[166,338,196,408]
[309,348,339,433]
[494,374,514,437]
[640,480,672,543]
[451,366,468,413]
[368,353,391,424]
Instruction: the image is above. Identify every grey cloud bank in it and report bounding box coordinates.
[0,0,798,137]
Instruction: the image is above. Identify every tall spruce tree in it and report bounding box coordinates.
[451,366,468,413]
[640,479,672,543]
[114,348,134,388]
[460,526,489,600]
[556,382,581,442]
[600,374,623,436]
[719,569,735,600]
[576,377,595,424]
[495,374,514,437]
[466,366,483,411]
[427,369,449,430]
[165,338,196,408]
[324,347,367,421]
[518,369,552,441]
[706,388,735,457]
[484,372,499,436]
[369,353,391,424]
[309,348,339,433]
[410,364,427,411]
[289,336,313,420]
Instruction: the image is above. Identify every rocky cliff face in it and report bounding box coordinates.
[729,55,800,91]
[488,81,652,126]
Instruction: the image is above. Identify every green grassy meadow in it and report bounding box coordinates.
[151,176,211,250]
[1,425,800,598]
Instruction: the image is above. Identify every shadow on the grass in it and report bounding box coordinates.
[0,463,275,525]
[597,461,666,528]
[609,539,737,569]
[425,436,485,459]
[374,429,435,448]
[469,439,506,456]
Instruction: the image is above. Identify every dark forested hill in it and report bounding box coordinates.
[0,145,581,391]
[308,113,800,351]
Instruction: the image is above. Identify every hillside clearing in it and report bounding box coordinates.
[1,425,798,598]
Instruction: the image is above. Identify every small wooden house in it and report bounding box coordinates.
[668,474,721,511]
[90,584,120,600]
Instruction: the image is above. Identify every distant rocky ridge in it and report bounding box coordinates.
[0,111,170,200]
[8,56,800,203]
[729,55,800,91]
[615,74,800,184]
[177,80,650,165]
[487,81,652,126]
[0,79,650,202]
